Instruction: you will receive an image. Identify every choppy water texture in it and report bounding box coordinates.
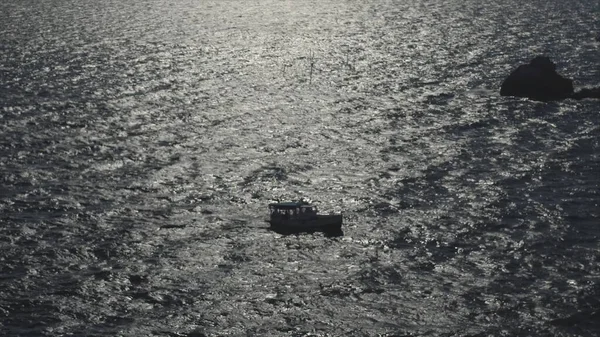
[1,0,600,336]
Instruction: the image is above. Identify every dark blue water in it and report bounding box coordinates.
[1,0,599,336]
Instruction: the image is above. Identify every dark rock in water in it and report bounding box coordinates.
[500,56,574,101]
[572,87,600,100]
[549,309,600,327]
[186,329,208,337]
[501,56,600,101]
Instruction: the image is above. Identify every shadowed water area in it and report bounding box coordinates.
[1,0,599,336]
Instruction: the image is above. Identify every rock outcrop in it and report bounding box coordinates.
[500,56,574,101]
[572,87,600,100]
[500,56,600,101]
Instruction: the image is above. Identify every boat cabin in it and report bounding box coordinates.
[269,201,318,220]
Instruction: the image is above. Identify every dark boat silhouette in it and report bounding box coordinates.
[267,201,343,235]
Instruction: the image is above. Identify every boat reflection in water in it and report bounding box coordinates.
[267,201,343,236]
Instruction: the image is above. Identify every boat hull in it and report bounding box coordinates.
[268,214,343,235]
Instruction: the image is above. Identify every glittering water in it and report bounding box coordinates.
[1,0,599,336]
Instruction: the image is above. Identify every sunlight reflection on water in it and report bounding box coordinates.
[1,0,599,336]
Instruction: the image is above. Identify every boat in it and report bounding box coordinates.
[267,201,343,235]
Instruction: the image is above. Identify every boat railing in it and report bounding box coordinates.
[270,206,319,220]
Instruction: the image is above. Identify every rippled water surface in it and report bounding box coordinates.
[1,0,599,336]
